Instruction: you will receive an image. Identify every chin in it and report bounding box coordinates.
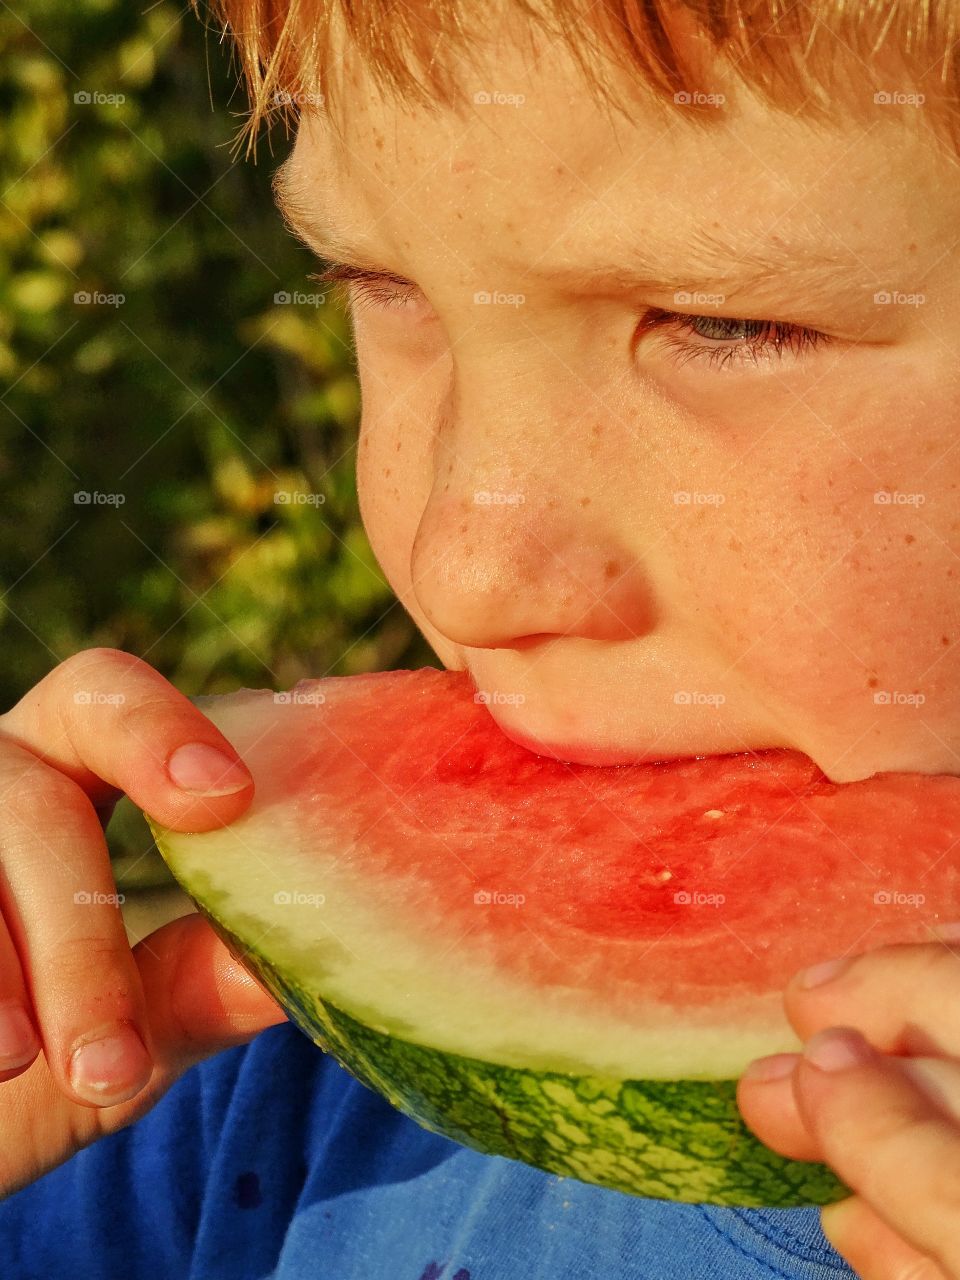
[492,719,713,769]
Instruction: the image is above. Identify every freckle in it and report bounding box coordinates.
[798,493,809,504]
[459,523,468,533]
[827,478,834,488]
[579,496,591,507]
[592,423,602,437]
[443,481,450,492]
[604,560,619,579]
[904,533,916,544]
[395,440,402,452]
[383,467,391,477]
[867,675,879,688]
[943,635,951,646]
[728,536,742,553]
[547,498,559,509]
[455,210,464,220]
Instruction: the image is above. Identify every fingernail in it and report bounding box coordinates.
[804,1027,872,1073]
[167,743,251,796]
[0,1003,40,1069]
[797,956,852,989]
[69,1023,153,1106]
[741,1053,800,1083]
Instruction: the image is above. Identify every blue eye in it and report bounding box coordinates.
[643,308,831,370]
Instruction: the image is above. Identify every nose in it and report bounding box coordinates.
[409,467,657,650]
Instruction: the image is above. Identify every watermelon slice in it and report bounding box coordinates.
[145,668,960,1207]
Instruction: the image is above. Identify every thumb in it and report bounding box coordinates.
[135,913,288,1072]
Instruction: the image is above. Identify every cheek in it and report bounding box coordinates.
[353,323,442,624]
[674,373,960,744]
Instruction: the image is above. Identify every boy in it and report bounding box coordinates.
[0,0,957,1275]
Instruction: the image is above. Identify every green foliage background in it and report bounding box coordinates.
[0,1,434,883]
[0,0,435,699]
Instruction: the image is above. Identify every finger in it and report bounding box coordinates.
[0,647,253,832]
[783,937,960,1058]
[737,1053,820,1160]
[739,1048,960,1164]
[0,915,287,1200]
[0,887,42,1081]
[0,740,154,1107]
[790,1025,960,1275]
[133,911,287,1070]
[820,1195,949,1280]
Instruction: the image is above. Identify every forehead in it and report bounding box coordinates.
[284,31,948,291]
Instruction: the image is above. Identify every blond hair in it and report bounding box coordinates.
[197,0,960,156]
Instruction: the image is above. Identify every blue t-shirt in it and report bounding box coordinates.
[0,1021,856,1279]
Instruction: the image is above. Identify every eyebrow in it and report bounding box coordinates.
[272,160,883,312]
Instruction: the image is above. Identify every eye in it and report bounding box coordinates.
[307,262,421,314]
[641,307,832,370]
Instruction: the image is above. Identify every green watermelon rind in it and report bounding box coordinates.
[153,823,848,1209]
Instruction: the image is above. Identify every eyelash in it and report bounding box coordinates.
[307,264,832,369]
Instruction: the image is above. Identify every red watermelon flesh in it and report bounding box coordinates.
[299,668,960,1016]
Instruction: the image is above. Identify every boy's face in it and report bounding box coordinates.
[279,32,960,783]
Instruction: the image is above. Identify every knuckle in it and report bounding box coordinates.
[854,1111,960,1210]
[60,646,142,681]
[43,933,137,1011]
[2,767,96,842]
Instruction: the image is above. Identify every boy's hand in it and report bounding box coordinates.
[0,648,287,1196]
[738,938,960,1279]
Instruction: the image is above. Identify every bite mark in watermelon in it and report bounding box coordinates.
[145,668,960,1207]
